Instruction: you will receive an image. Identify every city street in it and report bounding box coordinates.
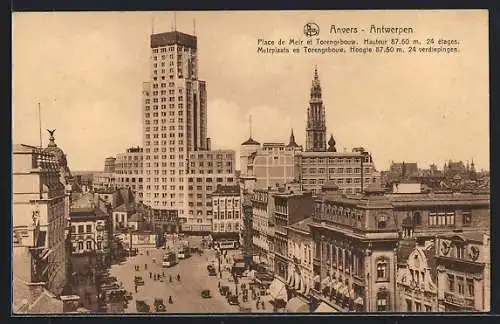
[109,243,240,313]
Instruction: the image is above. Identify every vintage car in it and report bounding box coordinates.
[239,306,252,313]
[135,298,150,313]
[153,298,166,312]
[134,276,145,286]
[228,295,239,306]
[201,289,211,298]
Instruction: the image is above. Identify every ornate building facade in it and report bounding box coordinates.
[13,143,70,296]
[309,183,399,312]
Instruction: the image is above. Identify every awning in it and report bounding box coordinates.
[314,301,337,313]
[333,281,342,292]
[286,297,309,313]
[268,279,288,301]
[304,279,310,295]
[300,277,308,295]
[339,285,349,297]
[294,272,301,290]
[321,277,331,288]
[287,271,294,286]
[211,232,240,241]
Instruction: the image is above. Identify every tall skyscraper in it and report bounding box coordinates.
[142,30,235,232]
[305,67,327,152]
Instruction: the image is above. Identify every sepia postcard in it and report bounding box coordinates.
[11,10,490,315]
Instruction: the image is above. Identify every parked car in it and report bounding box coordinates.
[228,295,239,305]
[201,289,211,298]
[208,268,217,276]
[134,276,145,286]
[136,299,150,313]
[207,264,215,271]
[154,298,166,312]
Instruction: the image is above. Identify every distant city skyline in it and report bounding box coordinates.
[12,11,489,172]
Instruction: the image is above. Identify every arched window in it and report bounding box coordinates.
[376,258,389,281]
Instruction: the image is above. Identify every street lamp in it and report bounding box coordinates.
[233,272,239,299]
[216,248,222,279]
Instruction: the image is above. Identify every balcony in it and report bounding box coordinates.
[444,292,475,309]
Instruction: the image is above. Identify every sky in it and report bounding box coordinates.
[12,10,489,172]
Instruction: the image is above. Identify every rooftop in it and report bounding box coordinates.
[287,217,314,234]
[70,207,108,220]
[151,31,197,49]
[113,202,137,213]
[241,137,260,146]
[296,151,369,157]
[12,278,63,314]
[212,184,240,196]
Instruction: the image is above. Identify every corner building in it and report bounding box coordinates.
[142,31,235,232]
[12,144,70,295]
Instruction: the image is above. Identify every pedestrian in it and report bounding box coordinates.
[256,300,260,310]
[150,272,152,279]
[134,285,138,293]
[218,281,221,288]
[177,273,180,281]
[169,275,172,283]
[146,250,149,256]
[261,301,265,310]
[168,296,173,304]
[145,263,148,270]
[162,271,165,277]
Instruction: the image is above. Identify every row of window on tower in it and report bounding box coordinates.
[303,167,372,174]
[213,210,241,219]
[300,157,371,164]
[303,178,377,186]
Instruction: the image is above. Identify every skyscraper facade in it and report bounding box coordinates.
[142,31,235,232]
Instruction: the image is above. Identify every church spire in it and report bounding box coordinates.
[287,128,299,147]
[306,66,326,152]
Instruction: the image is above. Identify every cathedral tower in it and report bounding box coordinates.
[306,66,327,152]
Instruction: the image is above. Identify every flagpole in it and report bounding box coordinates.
[38,102,42,148]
